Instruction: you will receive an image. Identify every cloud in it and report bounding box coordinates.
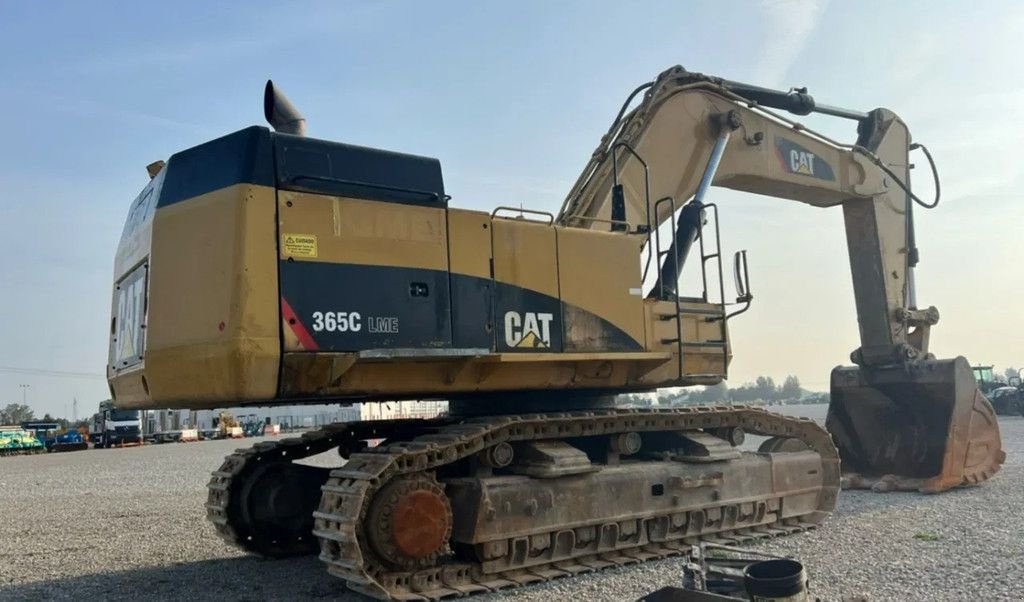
[754,0,830,87]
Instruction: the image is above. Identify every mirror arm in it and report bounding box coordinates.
[726,250,753,320]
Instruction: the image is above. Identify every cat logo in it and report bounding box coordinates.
[504,311,554,349]
[789,149,816,176]
[113,264,147,365]
[774,136,835,181]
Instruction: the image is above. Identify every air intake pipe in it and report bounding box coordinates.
[264,80,306,136]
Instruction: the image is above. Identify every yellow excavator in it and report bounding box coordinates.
[216,411,244,439]
[107,66,1003,599]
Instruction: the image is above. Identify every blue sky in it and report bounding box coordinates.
[2,1,1022,416]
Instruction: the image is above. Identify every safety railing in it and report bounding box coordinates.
[696,203,730,377]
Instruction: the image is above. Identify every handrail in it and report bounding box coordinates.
[490,206,555,225]
[652,195,684,379]
[285,174,448,202]
[698,203,729,377]
[571,215,633,230]
[610,141,655,281]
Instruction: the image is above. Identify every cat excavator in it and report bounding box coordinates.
[107,66,1003,599]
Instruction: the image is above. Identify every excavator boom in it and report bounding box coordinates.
[560,66,1003,491]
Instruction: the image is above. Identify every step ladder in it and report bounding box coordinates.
[651,198,729,379]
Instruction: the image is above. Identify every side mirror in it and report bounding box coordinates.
[725,250,754,321]
[733,250,752,303]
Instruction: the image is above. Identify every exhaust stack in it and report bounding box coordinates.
[264,80,306,136]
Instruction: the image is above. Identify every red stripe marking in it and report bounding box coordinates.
[281,297,320,350]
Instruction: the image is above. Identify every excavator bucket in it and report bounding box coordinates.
[826,356,1004,493]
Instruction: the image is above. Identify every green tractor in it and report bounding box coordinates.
[0,427,46,456]
[972,365,1002,395]
[973,366,1023,416]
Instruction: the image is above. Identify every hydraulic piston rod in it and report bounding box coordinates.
[718,78,868,121]
[652,126,731,299]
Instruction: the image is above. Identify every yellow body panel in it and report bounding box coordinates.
[447,209,491,278]
[556,227,646,350]
[279,191,449,270]
[111,183,729,410]
[491,218,559,298]
[111,184,280,405]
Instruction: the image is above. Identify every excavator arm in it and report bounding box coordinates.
[559,66,1003,492]
[560,67,923,365]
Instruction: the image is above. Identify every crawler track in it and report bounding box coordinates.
[207,407,839,600]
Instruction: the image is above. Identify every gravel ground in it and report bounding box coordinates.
[1,412,1021,602]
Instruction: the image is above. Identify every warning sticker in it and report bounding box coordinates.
[282,233,318,258]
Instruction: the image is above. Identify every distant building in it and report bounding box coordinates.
[141,400,448,434]
[359,400,448,421]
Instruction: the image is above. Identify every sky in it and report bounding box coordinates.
[1,0,1022,417]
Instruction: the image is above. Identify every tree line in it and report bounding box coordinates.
[658,375,818,405]
[0,403,86,429]
[988,367,1020,384]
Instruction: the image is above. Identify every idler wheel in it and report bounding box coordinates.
[367,475,452,568]
[233,461,330,557]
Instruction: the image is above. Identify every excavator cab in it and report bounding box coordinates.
[828,357,1004,492]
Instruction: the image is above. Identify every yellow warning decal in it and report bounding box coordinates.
[282,233,318,258]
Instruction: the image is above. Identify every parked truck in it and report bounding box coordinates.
[89,401,143,448]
